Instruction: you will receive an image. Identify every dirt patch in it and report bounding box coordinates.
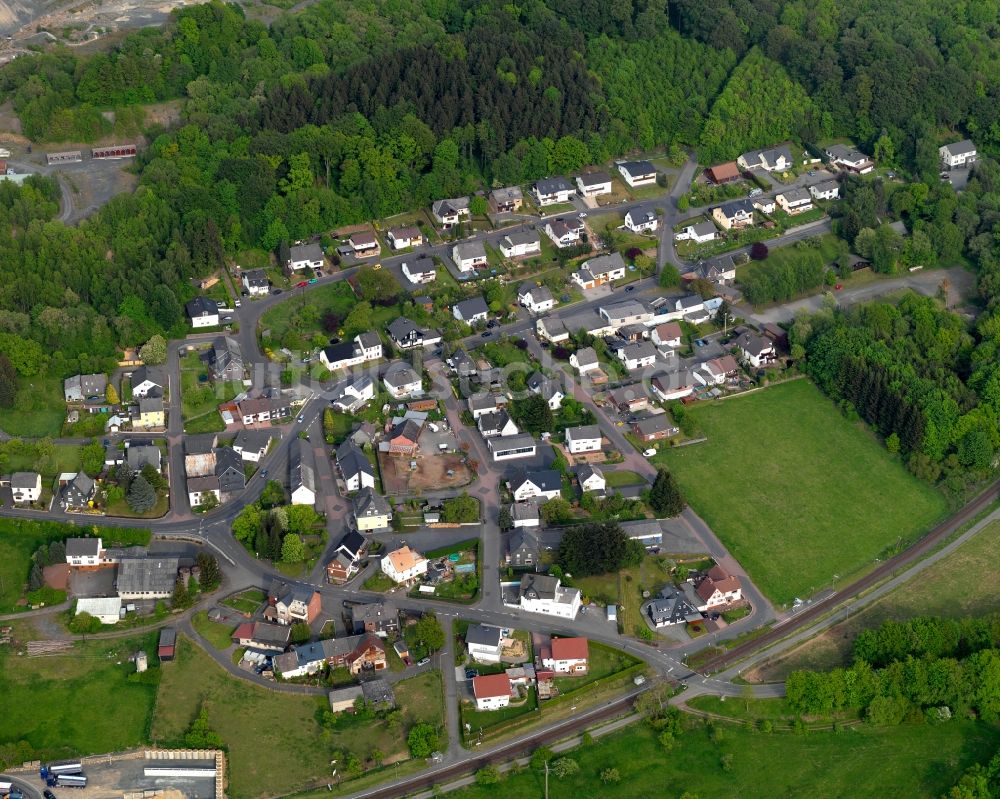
[378,452,473,496]
[142,99,183,128]
[43,562,69,591]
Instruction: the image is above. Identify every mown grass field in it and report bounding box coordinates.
[659,380,946,605]
[446,718,1000,799]
[0,375,66,438]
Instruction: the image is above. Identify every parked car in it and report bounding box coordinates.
[234,299,241,307]
[465,668,478,679]
[625,286,635,292]
[296,281,308,288]
[643,448,657,457]
[748,187,763,197]
[417,657,430,667]
[481,331,492,338]
[272,289,282,294]
[308,278,318,284]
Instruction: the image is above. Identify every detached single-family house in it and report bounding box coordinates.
[809,180,840,201]
[186,296,219,328]
[488,434,537,462]
[706,162,741,184]
[526,371,564,410]
[332,375,376,413]
[576,171,612,197]
[646,587,701,628]
[776,187,813,215]
[625,204,659,233]
[130,366,164,399]
[66,537,102,566]
[383,362,423,398]
[533,177,575,206]
[431,197,470,227]
[126,444,161,473]
[489,186,523,214]
[735,331,776,367]
[347,231,380,259]
[570,347,600,373]
[473,673,513,710]
[205,336,245,382]
[651,369,697,401]
[60,472,96,510]
[387,226,423,250]
[453,296,490,324]
[752,196,776,214]
[571,252,627,290]
[510,469,562,502]
[453,241,488,273]
[698,354,740,385]
[537,317,570,343]
[518,283,555,313]
[242,268,269,296]
[386,418,422,457]
[336,440,375,491]
[541,637,589,675]
[544,217,584,248]
[468,392,507,420]
[675,220,718,243]
[507,526,539,564]
[134,397,165,429]
[267,580,323,626]
[289,438,317,506]
[381,545,428,583]
[466,624,504,664]
[511,500,541,529]
[565,425,602,454]
[387,318,441,350]
[320,331,383,372]
[478,410,519,438]
[651,322,682,348]
[712,198,755,230]
[617,160,656,187]
[353,487,392,532]
[9,471,41,504]
[617,341,658,371]
[940,140,978,169]
[684,257,737,286]
[401,255,437,284]
[600,299,652,328]
[233,429,272,462]
[576,464,606,493]
[737,145,793,172]
[499,229,541,258]
[287,243,325,272]
[693,565,743,610]
[64,373,107,404]
[825,144,875,174]
[632,413,679,441]
[517,573,581,618]
[325,530,368,583]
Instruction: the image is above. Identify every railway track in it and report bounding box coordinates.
[699,478,1000,673]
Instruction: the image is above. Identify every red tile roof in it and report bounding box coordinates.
[473,673,513,699]
[550,637,589,661]
[232,622,254,641]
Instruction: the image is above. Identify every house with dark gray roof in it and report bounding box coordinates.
[533,177,575,206]
[336,440,375,492]
[205,336,244,381]
[60,472,95,510]
[290,438,317,506]
[186,296,220,328]
[507,527,540,565]
[453,296,490,324]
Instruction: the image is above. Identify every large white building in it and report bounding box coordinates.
[381,545,428,583]
[516,573,581,619]
[466,624,504,664]
[565,425,602,454]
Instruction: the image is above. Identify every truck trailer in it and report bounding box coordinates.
[54,775,87,789]
[40,762,82,780]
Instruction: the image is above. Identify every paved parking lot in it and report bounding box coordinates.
[37,758,218,799]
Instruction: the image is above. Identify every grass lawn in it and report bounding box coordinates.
[324,411,354,443]
[191,610,236,650]
[222,588,265,615]
[260,281,356,352]
[184,410,226,434]
[5,443,82,480]
[658,380,946,605]
[460,688,538,736]
[686,694,858,725]
[180,354,239,423]
[105,491,169,519]
[551,642,640,694]
[603,470,645,488]
[444,719,1000,799]
[153,637,445,799]
[0,520,80,611]
[0,375,66,437]
[363,572,397,592]
[753,517,1000,681]
[0,629,159,760]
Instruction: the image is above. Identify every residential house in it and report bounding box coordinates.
[327,634,387,675]
[354,487,392,531]
[387,226,424,250]
[617,340,658,371]
[675,220,718,243]
[737,145,793,172]
[940,140,977,169]
[135,397,165,429]
[336,440,375,491]
[632,413,679,441]
[325,530,368,583]
[650,370,697,402]
[825,144,875,174]
[60,472,95,510]
[511,500,541,529]
[533,177,575,206]
[684,257,737,286]
[698,354,740,385]
[536,317,570,343]
[499,230,541,258]
[9,471,41,504]
[205,336,245,382]
[565,425,602,454]
[233,429,273,462]
[468,393,507,419]
[383,362,423,398]
[187,476,221,507]
[776,187,813,215]
[576,464,606,493]
[466,624,504,664]
[242,268,269,296]
[517,283,555,314]
[735,331,776,367]
[453,240,488,273]
[453,296,490,324]
[401,255,437,284]
[130,366,164,399]
[213,446,246,495]
[287,243,325,272]
[706,162,741,184]
[526,371,564,409]
[381,545,428,583]
[510,470,562,502]
[752,196,776,214]
[267,579,322,625]
[431,197,470,227]
[570,347,600,373]
[600,299,652,328]
[651,322,682,348]
[386,418,422,456]
[116,557,179,600]
[517,573,581,618]
[693,565,743,610]
[473,673,513,710]
[126,444,161,473]
[332,375,376,413]
[712,198,755,230]
[809,180,840,201]
[508,526,540,564]
[617,160,656,187]
[571,252,627,290]
[186,296,219,328]
[646,587,701,627]
[231,621,290,652]
[624,204,659,233]
[489,186,523,214]
[608,385,649,413]
[320,331,384,371]
[488,434,537,462]
[289,438,317,506]
[576,171,612,197]
[544,216,584,249]
[541,637,589,675]
[66,537,102,566]
[64,373,107,403]
[478,409,519,438]
[387,318,441,350]
[349,602,399,637]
